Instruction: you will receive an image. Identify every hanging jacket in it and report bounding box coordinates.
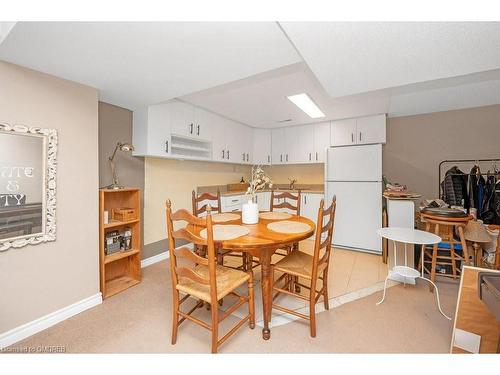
[468,165,485,212]
[441,166,469,207]
[481,175,498,224]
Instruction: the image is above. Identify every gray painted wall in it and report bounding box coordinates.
[383,104,500,200]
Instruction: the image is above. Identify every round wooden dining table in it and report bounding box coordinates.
[188,213,315,340]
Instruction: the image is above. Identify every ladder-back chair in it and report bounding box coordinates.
[271,196,336,337]
[166,200,255,353]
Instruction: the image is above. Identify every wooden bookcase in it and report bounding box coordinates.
[99,188,142,298]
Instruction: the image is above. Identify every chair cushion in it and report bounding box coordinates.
[176,264,250,302]
[273,250,327,279]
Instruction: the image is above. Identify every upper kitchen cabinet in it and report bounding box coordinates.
[145,103,171,157]
[355,114,386,145]
[330,118,357,146]
[240,125,254,164]
[313,122,331,163]
[294,125,314,163]
[271,128,285,164]
[253,128,272,165]
[212,118,253,164]
[330,114,386,146]
[193,107,216,141]
[170,100,213,141]
[169,100,195,138]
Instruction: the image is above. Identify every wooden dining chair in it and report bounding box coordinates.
[191,190,248,271]
[246,190,303,273]
[192,190,221,258]
[271,197,336,337]
[270,189,302,216]
[166,200,255,353]
[192,190,221,217]
[271,189,302,263]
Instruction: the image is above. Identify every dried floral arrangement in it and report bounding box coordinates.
[246,165,273,198]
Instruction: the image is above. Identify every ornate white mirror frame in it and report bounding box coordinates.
[0,123,58,251]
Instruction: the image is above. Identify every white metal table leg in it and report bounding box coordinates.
[418,277,451,320]
[376,275,390,305]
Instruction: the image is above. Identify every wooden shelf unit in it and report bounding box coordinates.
[99,188,142,298]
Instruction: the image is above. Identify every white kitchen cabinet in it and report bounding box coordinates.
[284,126,299,164]
[226,120,245,163]
[211,117,228,162]
[221,194,245,212]
[295,125,314,163]
[301,193,324,223]
[330,118,357,146]
[193,107,216,141]
[355,114,386,144]
[331,115,386,146]
[255,191,271,211]
[271,128,285,164]
[169,100,195,138]
[146,103,171,157]
[313,122,330,163]
[211,119,252,164]
[253,129,271,165]
[239,125,253,164]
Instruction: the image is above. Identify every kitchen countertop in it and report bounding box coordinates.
[197,184,324,197]
[219,189,324,197]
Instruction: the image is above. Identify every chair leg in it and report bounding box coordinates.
[309,298,316,338]
[322,269,330,310]
[211,299,219,354]
[171,290,180,345]
[294,276,301,293]
[248,272,255,329]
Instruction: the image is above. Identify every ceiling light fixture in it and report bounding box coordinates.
[287,93,325,119]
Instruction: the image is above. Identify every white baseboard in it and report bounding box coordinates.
[141,250,169,268]
[141,243,193,268]
[0,293,102,349]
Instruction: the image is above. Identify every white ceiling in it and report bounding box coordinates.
[182,62,336,127]
[280,22,500,98]
[1,22,500,126]
[183,61,500,126]
[0,22,301,110]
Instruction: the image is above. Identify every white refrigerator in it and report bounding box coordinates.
[325,144,383,253]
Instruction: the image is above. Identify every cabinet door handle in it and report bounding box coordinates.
[286,154,288,162]
[316,152,318,161]
[305,195,307,204]
[242,153,245,161]
[165,140,169,153]
[222,150,225,159]
[309,153,311,161]
[280,154,282,163]
[197,124,200,136]
[359,132,362,142]
[246,153,249,162]
[190,123,193,134]
[268,155,270,163]
[227,150,230,159]
[351,133,354,143]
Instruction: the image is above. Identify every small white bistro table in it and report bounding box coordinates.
[376,227,451,320]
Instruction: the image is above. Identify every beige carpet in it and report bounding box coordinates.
[8,249,459,353]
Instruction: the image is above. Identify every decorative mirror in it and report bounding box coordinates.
[0,123,58,251]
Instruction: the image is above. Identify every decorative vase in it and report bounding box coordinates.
[242,199,259,224]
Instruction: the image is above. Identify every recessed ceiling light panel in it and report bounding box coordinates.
[287,93,325,119]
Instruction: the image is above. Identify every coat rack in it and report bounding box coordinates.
[438,158,500,198]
